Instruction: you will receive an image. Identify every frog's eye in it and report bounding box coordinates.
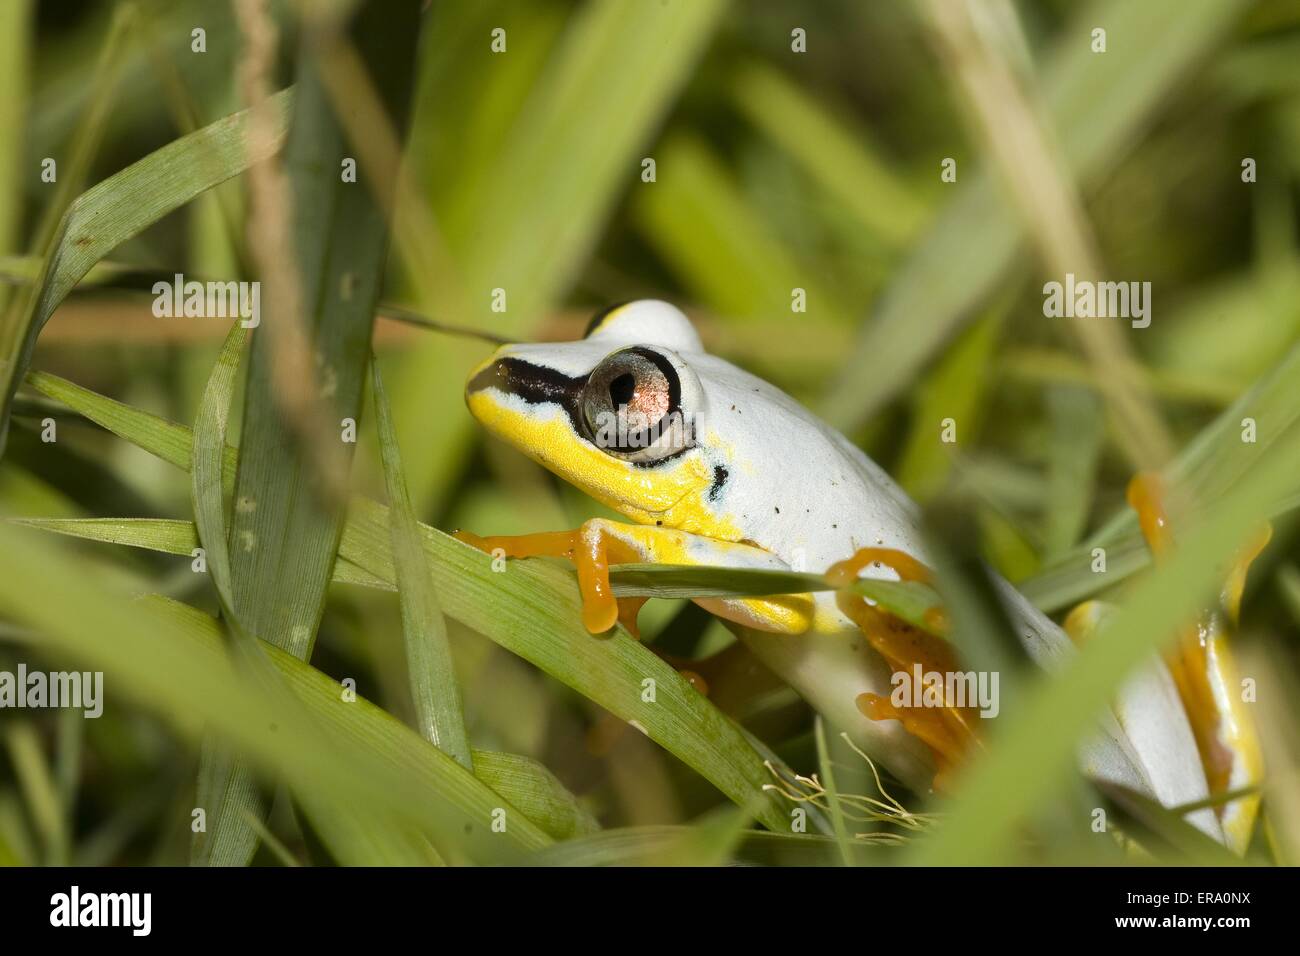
[581,347,692,463]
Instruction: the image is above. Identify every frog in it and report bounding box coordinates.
[456,299,1259,847]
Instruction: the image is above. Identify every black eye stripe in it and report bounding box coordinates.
[467,356,586,411]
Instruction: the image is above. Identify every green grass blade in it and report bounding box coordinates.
[371,357,472,768]
[6,515,386,590]
[3,721,65,865]
[607,564,830,599]
[1023,339,1300,611]
[814,717,854,867]
[205,2,422,866]
[896,306,1005,500]
[0,0,32,316]
[731,62,927,248]
[188,322,262,868]
[0,89,291,456]
[634,134,849,324]
[523,826,881,866]
[822,0,1249,430]
[471,751,598,841]
[190,323,246,605]
[1042,386,1105,560]
[0,524,552,862]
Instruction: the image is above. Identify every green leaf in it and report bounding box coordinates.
[896,305,1006,500]
[471,751,598,842]
[1042,385,1105,560]
[203,1,422,866]
[6,514,388,590]
[1023,339,1300,612]
[188,322,260,868]
[822,0,1249,430]
[814,717,855,867]
[608,563,831,599]
[0,89,292,456]
[190,322,246,606]
[523,826,882,867]
[1098,784,1245,865]
[371,357,472,769]
[0,523,552,862]
[634,134,850,324]
[731,61,927,248]
[0,0,33,316]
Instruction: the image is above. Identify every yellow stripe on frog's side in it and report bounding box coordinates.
[601,521,815,634]
[1203,634,1263,854]
[468,389,742,542]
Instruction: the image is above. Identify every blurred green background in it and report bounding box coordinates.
[1,0,1299,866]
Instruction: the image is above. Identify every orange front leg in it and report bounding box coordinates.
[455,524,642,635]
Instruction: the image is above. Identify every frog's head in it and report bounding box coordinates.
[465,301,730,531]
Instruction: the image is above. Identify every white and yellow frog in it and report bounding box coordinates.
[457,299,1261,850]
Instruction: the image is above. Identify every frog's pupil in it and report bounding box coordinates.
[609,373,636,408]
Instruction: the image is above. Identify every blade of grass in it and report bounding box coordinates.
[0,0,32,317]
[190,323,246,606]
[237,808,300,867]
[22,3,135,257]
[1042,385,1105,560]
[0,524,552,861]
[1023,339,1300,611]
[3,721,66,865]
[523,825,882,866]
[13,508,944,635]
[896,304,1006,500]
[731,61,927,248]
[471,751,598,841]
[823,0,1249,430]
[0,89,292,456]
[7,515,387,590]
[634,134,850,324]
[914,0,1173,473]
[202,0,422,866]
[814,717,854,867]
[371,357,471,768]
